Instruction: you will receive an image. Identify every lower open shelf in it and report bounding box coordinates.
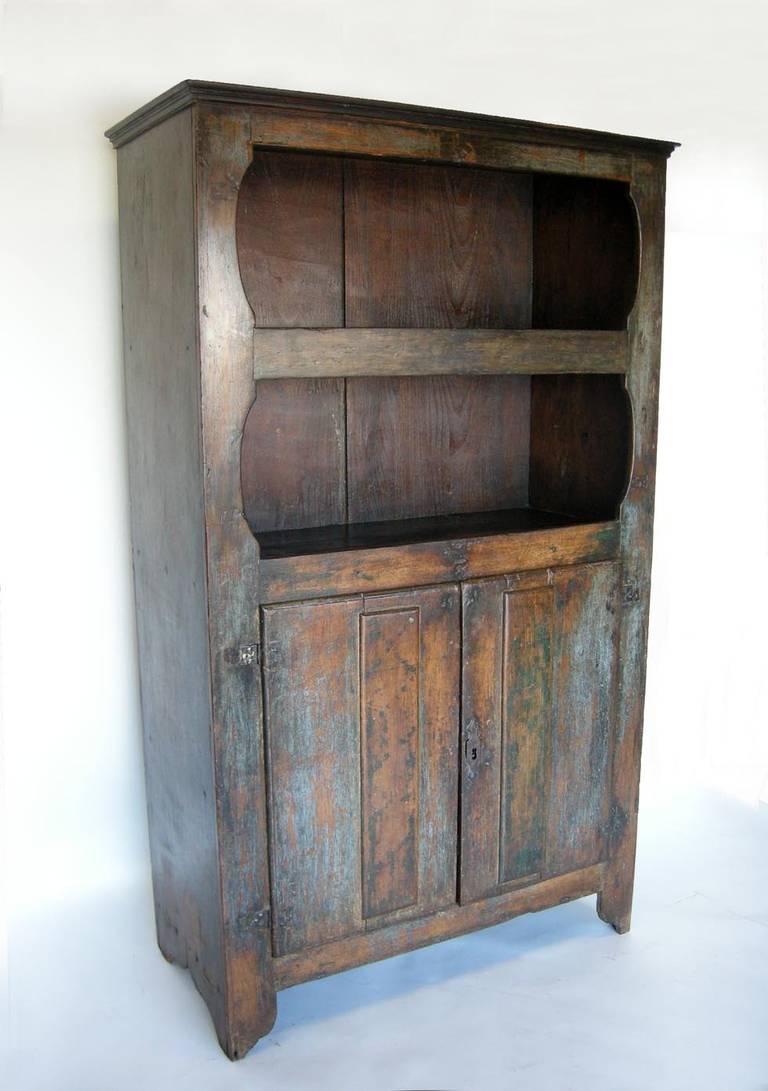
[255,508,620,603]
[256,507,582,560]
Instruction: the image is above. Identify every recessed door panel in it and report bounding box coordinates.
[262,585,460,956]
[460,563,619,903]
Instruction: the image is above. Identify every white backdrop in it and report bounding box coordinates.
[1,0,766,1002]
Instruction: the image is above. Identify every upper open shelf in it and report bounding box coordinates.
[236,149,639,338]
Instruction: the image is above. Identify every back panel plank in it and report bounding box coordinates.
[262,597,362,955]
[345,159,533,328]
[346,375,530,523]
[360,609,420,919]
[499,586,553,884]
[236,150,343,326]
[547,562,620,874]
[241,378,346,534]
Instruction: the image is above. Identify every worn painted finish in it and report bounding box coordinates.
[547,562,620,875]
[262,586,460,950]
[597,155,668,934]
[259,520,621,603]
[195,104,277,1058]
[262,597,363,955]
[116,107,227,1033]
[360,608,421,919]
[275,863,605,989]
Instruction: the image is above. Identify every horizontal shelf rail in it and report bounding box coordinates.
[252,328,629,379]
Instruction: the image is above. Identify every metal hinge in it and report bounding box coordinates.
[237,907,271,931]
[224,643,261,667]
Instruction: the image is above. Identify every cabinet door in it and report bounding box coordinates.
[460,562,620,904]
[262,585,460,956]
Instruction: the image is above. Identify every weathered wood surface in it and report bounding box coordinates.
[196,104,276,1059]
[346,375,530,523]
[262,586,459,951]
[241,377,346,533]
[116,107,228,1037]
[259,521,620,603]
[345,158,532,328]
[274,863,605,989]
[597,156,668,934]
[252,328,629,378]
[547,562,620,874]
[262,597,363,955]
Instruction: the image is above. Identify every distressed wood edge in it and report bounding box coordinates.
[259,522,621,604]
[252,329,629,379]
[274,862,605,989]
[106,79,679,156]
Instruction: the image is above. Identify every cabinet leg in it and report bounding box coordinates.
[597,864,634,934]
[217,942,278,1061]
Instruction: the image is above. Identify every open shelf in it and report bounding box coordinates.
[257,507,583,560]
[236,149,639,337]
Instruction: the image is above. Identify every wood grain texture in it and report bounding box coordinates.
[597,156,668,934]
[459,575,554,903]
[363,585,460,927]
[546,562,620,875]
[196,104,276,1058]
[241,378,345,533]
[259,520,620,603]
[529,374,632,521]
[263,586,460,948]
[263,597,363,955]
[245,110,633,182]
[360,609,420,919]
[116,107,227,1036]
[346,375,530,523]
[499,586,553,884]
[236,150,343,326]
[274,863,605,989]
[532,175,639,330]
[251,328,629,379]
[345,158,532,328]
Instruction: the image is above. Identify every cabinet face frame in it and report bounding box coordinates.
[110,84,671,1058]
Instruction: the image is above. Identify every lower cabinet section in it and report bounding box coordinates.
[261,561,620,958]
[262,584,460,956]
[459,561,620,903]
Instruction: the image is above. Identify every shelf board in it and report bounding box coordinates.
[256,509,620,603]
[252,328,628,379]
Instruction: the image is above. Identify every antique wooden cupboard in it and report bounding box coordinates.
[106,81,676,1059]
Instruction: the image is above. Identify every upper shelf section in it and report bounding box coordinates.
[235,150,639,377]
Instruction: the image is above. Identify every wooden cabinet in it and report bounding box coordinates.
[107,81,676,1058]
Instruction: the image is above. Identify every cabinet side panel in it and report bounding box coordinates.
[236,149,343,326]
[263,599,363,955]
[360,609,420,919]
[547,562,620,874]
[117,110,225,1019]
[499,587,553,884]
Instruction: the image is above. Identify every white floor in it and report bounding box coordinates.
[3,790,767,1091]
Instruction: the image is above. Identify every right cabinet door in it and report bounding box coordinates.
[459,561,620,904]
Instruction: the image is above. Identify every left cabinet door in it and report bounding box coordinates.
[262,585,460,957]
